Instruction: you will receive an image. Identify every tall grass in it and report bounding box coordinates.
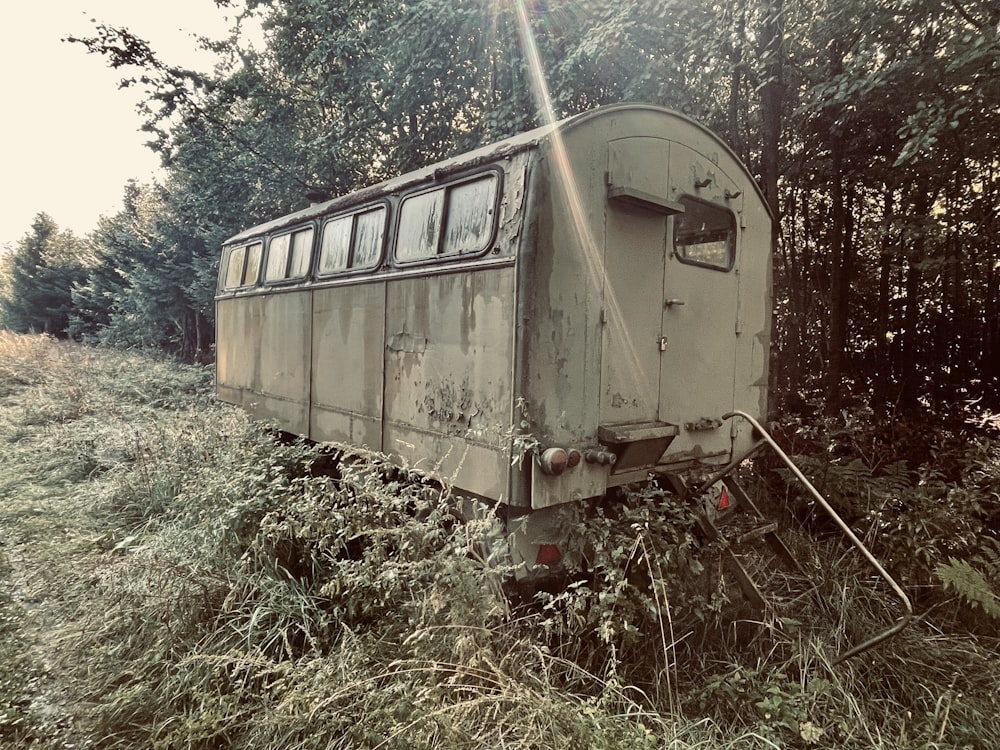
[2,332,999,748]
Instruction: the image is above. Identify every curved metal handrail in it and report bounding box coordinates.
[723,410,913,665]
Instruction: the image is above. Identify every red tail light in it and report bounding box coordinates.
[539,447,569,475]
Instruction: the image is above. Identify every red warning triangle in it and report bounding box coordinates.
[717,487,731,510]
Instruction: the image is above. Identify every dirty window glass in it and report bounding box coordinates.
[265,228,313,281]
[288,227,314,278]
[223,245,246,289]
[318,207,385,275]
[243,242,262,286]
[443,175,497,255]
[319,216,352,274]
[352,207,385,268]
[222,241,264,290]
[396,189,444,261]
[265,234,290,281]
[674,197,736,270]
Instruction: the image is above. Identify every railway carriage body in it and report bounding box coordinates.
[216,104,772,546]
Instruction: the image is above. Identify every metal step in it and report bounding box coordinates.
[690,411,912,665]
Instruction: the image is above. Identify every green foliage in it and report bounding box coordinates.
[935,557,1000,621]
[0,213,89,337]
[535,484,725,683]
[3,334,1000,748]
[774,408,1000,634]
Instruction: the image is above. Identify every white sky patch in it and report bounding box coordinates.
[1,1,238,251]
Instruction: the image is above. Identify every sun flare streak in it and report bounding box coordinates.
[513,1,657,411]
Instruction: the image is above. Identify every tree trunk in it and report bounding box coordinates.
[899,187,933,412]
[899,256,922,412]
[759,0,783,414]
[825,135,849,411]
[873,188,895,407]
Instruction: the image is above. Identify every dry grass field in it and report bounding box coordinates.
[1,331,998,749]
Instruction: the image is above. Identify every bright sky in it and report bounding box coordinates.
[1,1,238,252]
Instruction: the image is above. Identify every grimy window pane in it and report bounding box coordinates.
[265,234,290,281]
[224,245,245,289]
[243,242,262,286]
[319,217,352,274]
[396,189,444,261]
[288,228,314,278]
[443,175,497,255]
[352,207,386,268]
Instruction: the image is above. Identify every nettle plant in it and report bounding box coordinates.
[532,481,728,683]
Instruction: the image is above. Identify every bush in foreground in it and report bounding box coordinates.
[2,333,999,748]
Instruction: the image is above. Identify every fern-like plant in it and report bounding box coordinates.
[935,557,1000,620]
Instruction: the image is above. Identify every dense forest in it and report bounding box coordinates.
[1,0,998,416]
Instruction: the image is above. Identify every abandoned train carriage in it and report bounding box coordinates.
[216,102,772,547]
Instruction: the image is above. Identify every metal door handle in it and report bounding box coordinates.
[664,298,685,308]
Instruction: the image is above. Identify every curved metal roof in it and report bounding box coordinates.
[225,103,769,245]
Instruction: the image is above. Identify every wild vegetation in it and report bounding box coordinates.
[2,333,999,748]
[1,0,999,747]
[0,0,997,417]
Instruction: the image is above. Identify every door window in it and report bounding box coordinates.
[674,197,736,271]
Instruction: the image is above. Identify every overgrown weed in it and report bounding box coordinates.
[3,333,1000,748]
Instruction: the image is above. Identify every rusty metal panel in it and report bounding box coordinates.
[216,295,263,396]
[656,143,743,463]
[310,281,386,448]
[216,290,311,435]
[732,186,774,448]
[255,290,312,435]
[530,461,610,510]
[382,267,516,501]
[601,140,668,426]
[517,126,607,451]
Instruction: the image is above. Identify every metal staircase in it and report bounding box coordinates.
[685,410,913,665]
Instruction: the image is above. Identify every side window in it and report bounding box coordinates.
[243,242,262,285]
[223,245,246,289]
[265,234,290,280]
[443,177,497,255]
[288,228,313,278]
[318,206,387,275]
[395,173,499,263]
[221,241,263,290]
[265,226,315,282]
[673,197,736,271]
[353,207,386,268]
[396,189,444,261]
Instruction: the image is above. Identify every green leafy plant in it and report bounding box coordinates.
[935,557,1000,620]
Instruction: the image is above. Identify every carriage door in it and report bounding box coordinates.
[602,137,742,464]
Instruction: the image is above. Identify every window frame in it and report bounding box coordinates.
[315,202,389,279]
[671,195,737,272]
[262,224,316,286]
[221,240,264,291]
[392,169,503,267]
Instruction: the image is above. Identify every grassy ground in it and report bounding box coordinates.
[1,331,998,749]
